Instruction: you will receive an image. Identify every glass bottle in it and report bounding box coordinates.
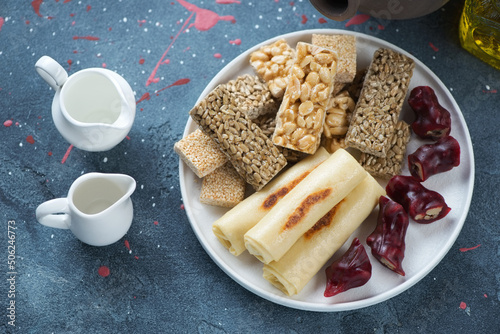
[459,0,500,69]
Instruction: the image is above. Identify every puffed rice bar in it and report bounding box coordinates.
[359,121,411,179]
[200,163,246,208]
[345,48,415,157]
[189,84,287,191]
[311,34,357,83]
[250,39,296,99]
[272,42,338,154]
[174,129,228,178]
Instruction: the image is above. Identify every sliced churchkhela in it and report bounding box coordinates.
[262,174,384,296]
[244,148,367,265]
[212,147,330,256]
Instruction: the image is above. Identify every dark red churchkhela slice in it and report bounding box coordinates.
[324,238,372,297]
[408,135,461,182]
[386,175,451,224]
[408,86,451,140]
[367,196,409,276]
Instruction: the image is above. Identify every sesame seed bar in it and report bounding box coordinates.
[189,84,287,191]
[272,42,338,155]
[345,48,415,158]
[312,34,357,83]
[224,74,278,120]
[250,39,296,99]
[174,129,228,178]
[359,121,411,179]
[199,163,246,208]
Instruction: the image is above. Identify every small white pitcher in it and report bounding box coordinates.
[36,173,136,246]
[35,56,136,152]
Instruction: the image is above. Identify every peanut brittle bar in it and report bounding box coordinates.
[272,42,338,155]
[250,39,296,99]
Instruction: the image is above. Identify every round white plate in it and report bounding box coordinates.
[179,29,474,312]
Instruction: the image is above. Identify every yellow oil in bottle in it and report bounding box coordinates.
[459,0,500,69]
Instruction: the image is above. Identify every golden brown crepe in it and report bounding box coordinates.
[212,148,330,256]
[244,149,367,264]
[263,174,385,296]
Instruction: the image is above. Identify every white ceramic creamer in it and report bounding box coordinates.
[35,56,136,151]
[35,173,136,246]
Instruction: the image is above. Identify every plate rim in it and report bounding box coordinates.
[179,28,475,312]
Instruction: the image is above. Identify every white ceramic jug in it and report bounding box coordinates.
[35,173,136,246]
[35,56,136,152]
[309,0,450,21]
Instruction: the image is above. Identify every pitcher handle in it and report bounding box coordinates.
[36,198,71,229]
[35,56,69,91]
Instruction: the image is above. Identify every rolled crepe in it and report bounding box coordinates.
[263,174,385,296]
[212,147,330,256]
[244,148,367,264]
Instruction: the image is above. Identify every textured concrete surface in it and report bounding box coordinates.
[0,0,499,333]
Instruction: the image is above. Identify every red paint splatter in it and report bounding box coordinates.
[124,239,131,251]
[214,53,222,58]
[180,203,185,210]
[134,256,139,260]
[102,63,107,68]
[26,20,30,25]
[147,1,234,86]
[459,244,481,252]
[0,17,4,32]
[154,221,159,225]
[216,0,241,3]
[156,78,190,94]
[146,12,194,86]
[26,135,35,144]
[32,0,44,17]
[73,36,100,41]
[429,42,439,52]
[178,0,236,31]
[483,89,497,93]
[138,19,146,27]
[136,92,151,104]
[61,144,73,164]
[459,301,467,310]
[484,294,488,298]
[318,18,327,24]
[345,14,370,27]
[290,1,295,5]
[98,265,110,277]
[67,59,72,71]
[86,5,91,12]
[48,151,53,156]
[63,0,72,3]
[378,24,385,30]
[3,120,13,127]
[139,58,145,65]
[229,39,241,45]
[70,13,75,17]
[301,14,308,24]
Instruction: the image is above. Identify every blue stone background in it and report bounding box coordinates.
[0,0,499,333]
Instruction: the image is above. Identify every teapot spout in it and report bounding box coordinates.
[309,0,360,21]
